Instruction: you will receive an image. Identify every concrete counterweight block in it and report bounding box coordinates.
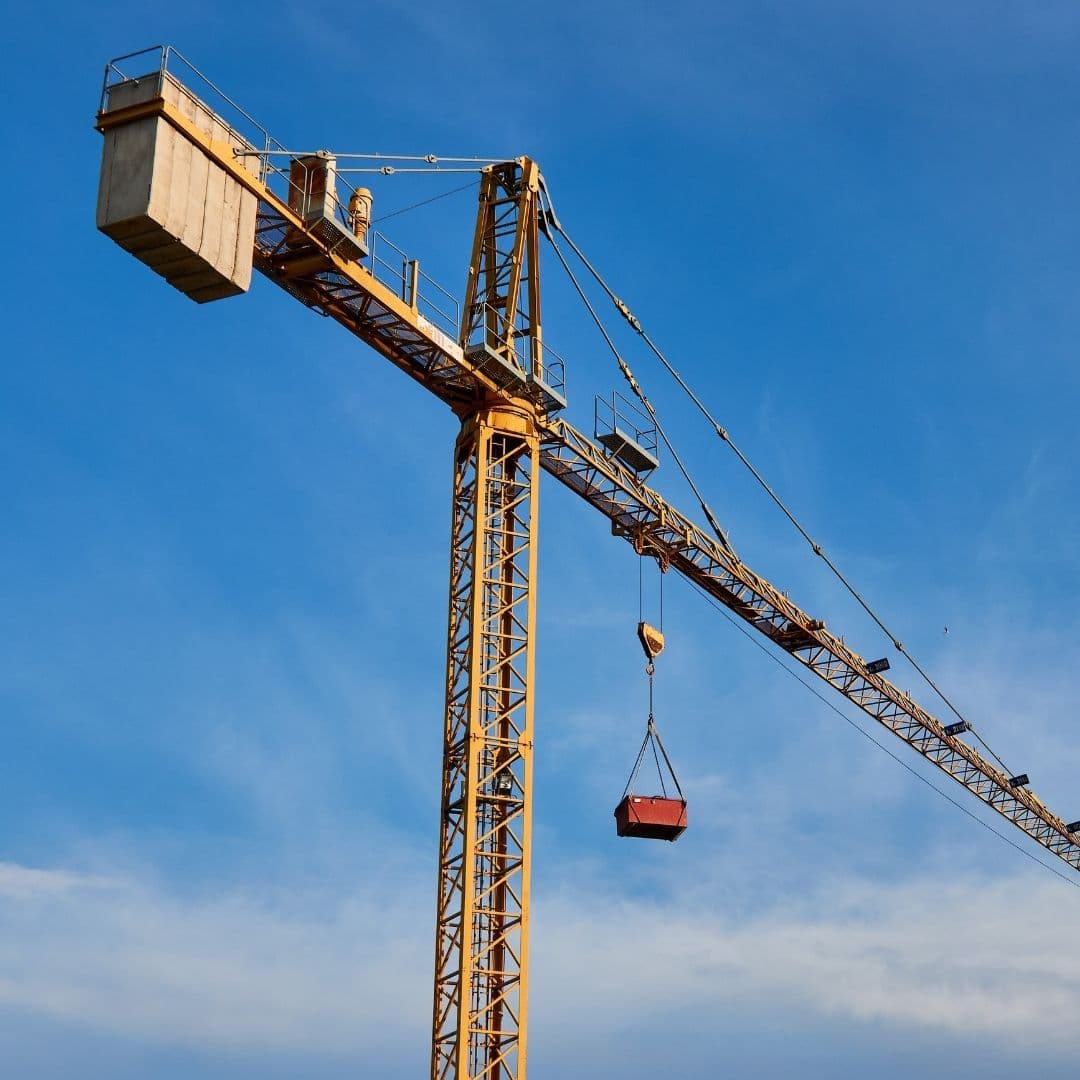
[96,71,258,303]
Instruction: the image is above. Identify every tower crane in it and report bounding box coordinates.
[93,46,1080,1080]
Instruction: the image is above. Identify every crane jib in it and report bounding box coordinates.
[538,418,1080,872]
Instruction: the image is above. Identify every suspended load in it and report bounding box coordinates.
[616,795,688,840]
[615,616,686,841]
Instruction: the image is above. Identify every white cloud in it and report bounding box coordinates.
[533,871,1080,1048]
[0,862,431,1057]
[1,856,1077,1068]
[0,863,115,900]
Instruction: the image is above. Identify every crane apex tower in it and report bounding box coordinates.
[95,69,258,303]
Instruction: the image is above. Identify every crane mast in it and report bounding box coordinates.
[433,163,544,1080]
[92,49,1080,1080]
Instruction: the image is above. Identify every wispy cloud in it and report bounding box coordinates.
[1,856,1077,1070]
[535,871,1080,1047]
[0,863,115,900]
[0,861,431,1056]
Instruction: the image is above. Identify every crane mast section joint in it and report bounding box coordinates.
[461,404,538,441]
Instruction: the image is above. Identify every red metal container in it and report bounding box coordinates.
[614,794,687,841]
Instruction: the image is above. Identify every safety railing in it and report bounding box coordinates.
[594,391,659,473]
[99,46,279,183]
[368,232,460,339]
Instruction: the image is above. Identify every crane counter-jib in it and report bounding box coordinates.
[94,61,493,407]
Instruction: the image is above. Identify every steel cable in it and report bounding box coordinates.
[544,229,734,552]
[545,216,1013,778]
[371,179,480,225]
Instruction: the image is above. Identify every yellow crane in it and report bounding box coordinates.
[93,46,1080,1080]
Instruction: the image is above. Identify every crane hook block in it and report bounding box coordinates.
[637,621,665,660]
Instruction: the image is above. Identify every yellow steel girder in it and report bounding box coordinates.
[432,404,539,1080]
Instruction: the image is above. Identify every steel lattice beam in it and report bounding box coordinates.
[432,409,538,1080]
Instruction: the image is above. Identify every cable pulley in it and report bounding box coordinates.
[638,622,665,662]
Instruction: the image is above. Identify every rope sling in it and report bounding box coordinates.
[620,659,685,802]
[615,560,688,840]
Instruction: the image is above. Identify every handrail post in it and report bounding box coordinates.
[409,259,421,311]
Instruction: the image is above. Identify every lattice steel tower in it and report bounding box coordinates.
[432,160,544,1080]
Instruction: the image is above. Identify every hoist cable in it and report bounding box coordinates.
[638,555,644,624]
[659,559,665,632]
[544,229,733,552]
[682,575,1080,890]
[545,216,1011,778]
[638,557,665,631]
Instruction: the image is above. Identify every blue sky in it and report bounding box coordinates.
[4,1,1080,1076]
